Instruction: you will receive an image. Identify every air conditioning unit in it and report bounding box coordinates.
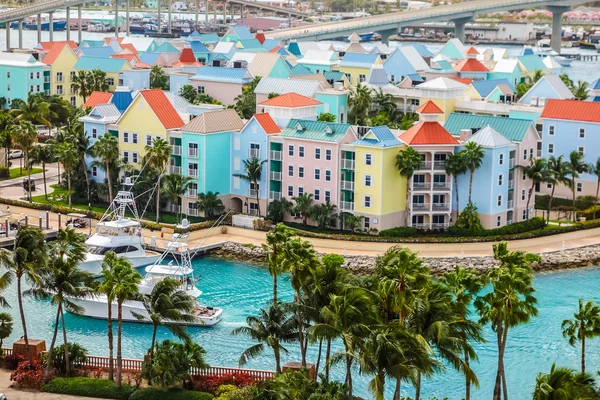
[538,97,547,107]
[334,82,344,91]
[530,96,538,106]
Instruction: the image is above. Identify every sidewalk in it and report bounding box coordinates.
[0,164,60,200]
[0,370,97,400]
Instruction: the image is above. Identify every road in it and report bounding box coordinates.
[0,163,60,200]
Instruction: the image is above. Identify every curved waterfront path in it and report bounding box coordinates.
[4,203,600,257]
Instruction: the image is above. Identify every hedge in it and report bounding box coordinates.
[447,217,546,237]
[379,226,418,237]
[43,377,135,400]
[129,388,213,400]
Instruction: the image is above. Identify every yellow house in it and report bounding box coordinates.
[416,76,467,122]
[335,53,382,87]
[41,41,80,107]
[116,89,184,167]
[74,55,132,94]
[351,126,407,231]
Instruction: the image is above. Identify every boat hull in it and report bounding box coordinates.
[79,254,161,277]
[578,40,597,49]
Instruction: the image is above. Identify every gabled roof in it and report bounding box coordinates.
[78,40,106,49]
[400,121,459,145]
[0,52,45,67]
[154,42,180,53]
[339,52,380,68]
[255,32,266,44]
[120,43,138,55]
[189,41,209,53]
[291,63,313,75]
[78,46,116,57]
[520,74,574,102]
[138,89,184,129]
[227,24,254,40]
[444,113,535,142]
[297,49,338,65]
[262,39,281,51]
[543,56,562,69]
[74,56,129,73]
[465,46,479,55]
[237,39,265,51]
[37,40,77,51]
[451,77,473,85]
[517,54,547,72]
[366,64,390,86]
[464,125,513,147]
[425,60,455,73]
[398,46,429,71]
[471,78,516,97]
[541,99,600,123]
[281,119,352,143]
[247,52,289,78]
[454,58,489,72]
[138,52,162,65]
[260,93,322,108]
[352,126,403,148]
[323,71,346,82]
[255,77,323,97]
[493,59,520,73]
[172,47,202,66]
[79,103,121,124]
[417,76,466,90]
[191,66,253,83]
[403,43,433,58]
[344,42,367,54]
[590,78,600,90]
[41,42,74,65]
[181,109,244,133]
[84,91,113,108]
[252,113,280,134]
[416,100,443,114]
[196,33,221,44]
[213,41,236,54]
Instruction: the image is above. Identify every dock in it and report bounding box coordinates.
[561,54,600,61]
[0,229,58,248]
[145,241,227,259]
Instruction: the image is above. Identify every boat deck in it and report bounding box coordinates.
[144,240,227,259]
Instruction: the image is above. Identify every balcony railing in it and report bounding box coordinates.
[412,223,428,230]
[341,159,355,170]
[418,161,432,170]
[270,171,282,181]
[188,149,198,158]
[507,219,513,225]
[269,191,282,201]
[187,208,198,216]
[248,208,259,216]
[172,145,182,156]
[431,222,450,230]
[432,182,450,190]
[509,158,515,168]
[507,200,514,209]
[432,203,450,211]
[508,180,514,189]
[188,169,198,178]
[248,188,258,197]
[249,149,260,158]
[169,165,182,175]
[44,76,50,83]
[187,189,198,198]
[412,202,430,210]
[170,204,181,213]
[433,161,446,170]
[340,201,354,211]
[270,150,282,161]
[340,180,354,191]
[413,182,431,191]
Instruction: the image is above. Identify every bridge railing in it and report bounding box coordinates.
[0,0,85,21]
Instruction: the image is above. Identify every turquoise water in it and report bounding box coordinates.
[4,258,600,399]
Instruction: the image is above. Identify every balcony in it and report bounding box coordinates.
[172,145,182,156]
[340,180,354,191]
[432,182,451,190]
[188,149,198,158]
[432,203,450,211]
[188,169,198,178]
[507,219,513,225]
[249,149,260,158]
[270,171,282,181]
[509,158,515,168]
[431,222,450,230]
[248,188,258,197]
[412,223,428,230]
[248,208,259,216]
[187,207,198,216]
[507,200,514,209]
[508,180,514,189]
[413,182,431,191]
[269,191,282,201]
[418,161,432,170]
[341,159,355,170]
[340,201,354,211]
[170,204,181,213]
[270,150,282,161]
[187,189,198,198]
[44,76,50,83]
[412,202,430,211]
[169,165,182,175]
[433,160,447,170]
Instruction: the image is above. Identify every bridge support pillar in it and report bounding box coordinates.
[5,23,9,51]
[205,0,209,26]
[114,0,118,37]
[452,16,471,44]
[157,0,161,34]
[167,0,172,33]
[125,0,130,36]
[195,0,199,27]
[379,29,396,46]
[547,6,569,54]
[222,2,226,24]
[240,5,243,19]
[66,7,70,41]
[77,6,82,44]
[18,20,23,49]
[48,12,54,42]
[213,1,216,25]
[36,14,41,44]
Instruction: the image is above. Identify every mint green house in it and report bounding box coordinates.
[0,52,48,109]
[316,89,349,124]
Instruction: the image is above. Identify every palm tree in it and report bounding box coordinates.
[0,113,13,168]
[0,227,46,362]
[546,155,573,222]
[232,157,266,217]
[522,157,548,220]
[12,121,38,201]
[71,125,94,204]
[98,251,120,381]
[561,299,600,374]
[281,237,320,367]
[569,150,592,221]
[179,85,198,103]
[533,363,597,400]
[267,198,293,224]
[461,142,485,205]
[572,80,589,100]
[11,95,51,127]
[196,191,225,219]
[71,71,93,103]
[559,73,574,89]
[475,242,539,400]
[29,145,55,200]
[396,146,423,226]
[592,157,600,220]
[132,278,196,363]
[93,133,119,202]
[145,138,172,222]
[445,152,467,214]
[317,113,336,122]
[89,69,109,92]
[162,173,194,220]
[233,303,297,373]
[344,213,364,233]
[348,83,373,125]
[150,66,169,90]
[0,313,13,350]
[55,140,79,208]
[262,223,292,304]
[292,193,314,226]
[311,200,337,229]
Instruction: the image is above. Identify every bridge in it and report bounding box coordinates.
[266,0,591,52]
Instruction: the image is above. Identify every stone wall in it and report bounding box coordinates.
[212,241,600,275]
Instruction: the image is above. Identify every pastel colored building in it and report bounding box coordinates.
[74,56,132,95]
[0,52,48,108]
[122,69,150,90]
[487,59,523,86]
[296,50,339,74]
[254,77,329,110]
[188,66,253,106]
[415,77,467,121]
[423,60,458,81]
[464,79,516,102]
[259,93,321,127]
[436,38,466,60]
[383,48,419,84]
[453,57,489,80]
[336,53,382,86]
[518,74,574,107]
[40,41,80,106]
[517,55,550,79]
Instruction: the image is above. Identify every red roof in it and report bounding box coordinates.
[259,93,322,108]
[111,53,138,62]
[541,99,600,123]
[104,37,124,45]
[255,32,266,44]
[84,91,113,108]
[465,46,479,55]
[39,40,77,51]
[41,42,73,65]
[416,100,443,114]
[172,48,202,66]
[400,121,459,145]
[454,58,489,72]
[270,45,281,53]
[139,89,185,129]
[253,113,280,134]
[120,43,138,55]
[451,77,473,85]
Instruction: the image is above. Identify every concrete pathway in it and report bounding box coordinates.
[0,163,60,200]
[0,370,98,400]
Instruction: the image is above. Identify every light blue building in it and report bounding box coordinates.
[487,59,523,86]
[296,50,339,74]
[0,52,48,108]
[518,74,574,106]
[122,70,150,90]
[383,49,418,84]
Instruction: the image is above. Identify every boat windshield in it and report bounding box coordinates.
[87,245,139,255]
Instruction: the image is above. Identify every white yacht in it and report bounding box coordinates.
[78,178,160,277]
[70,220,223,327]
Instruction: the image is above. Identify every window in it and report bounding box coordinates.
[521,189,526,201]
[359,74,366,83]
[29,72,34,79]
[6,72,9,79]
[56,85,63,95]
[497,215,502,227]
[314,168,320,180]
[523,209,527,220]
[522,170,527,181]
[123,151,129,163]
[498,174,503,186]
[107,78,114,86]
[325,190,331,202]
[523,149,527,160]
[547,183,553,189]
[36,85,40,92]
[132,133,138,144]
[123,132,129,143]
[56,72,62,82]
[132,152,139,163]
[578,146,585,155]
[36,72,40,79]
[315,148,321,159]
[365,153,372,166]
[345,73,351,82]
[30,85,34,92]
[288,165,294,177]
[299,146,304,157]
[390,74,395,83]
[548,125,555,136]
[364,217,370,229]
[70,96,76,106]
[188,142,198,158]
[197,86,205,94]
[146,135,152,146]
[325,149,332,161]
[364,175,372,187]
[579,128,586,139]
[325,170,331,181]
[548,143,554,154]
[497,195,502,207]
[92,128,97,139]
[298,187,304,196]
[364,195,371,208]
[314,189,320,200]
[6,85,9,92]
[577,182,582,192]
[288,145,294,156]
[299,167,304,178]
[530,148,533,159]
[288,186,293,197]
[92,167,97,177]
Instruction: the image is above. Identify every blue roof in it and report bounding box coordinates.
[237,39,265,51]
[352,126,402,147]
[74,56,128,73]
[339,52,379,68]
[591,79,600,90]
[471,78,516,97]
[593,96,600,102]
[78,46,116,57]
[111,89,133,112]
[521,47,535,56]
[276,47,290,56]
[323,71,345,82]
[517,55,547,72]
[190,41,209,53]
[425,60,455,73]
[403,43,433,57]
[262,39,281,51]
[197,33,220,44]
[154,42,180,53]
[287,42,301,57]
[212,53,230,61]
[408,74,424,82]
[291,64,313,75]
[191,66,252,83]
[78,40,106,48]
[186,30,202,39]
[138,52,161,65]
[444,113,534,142]
[230,25,254,40]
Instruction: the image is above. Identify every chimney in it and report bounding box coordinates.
[459,129,472,142]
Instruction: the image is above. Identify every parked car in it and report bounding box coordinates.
[22,178,35,191]
[8,150,23,159]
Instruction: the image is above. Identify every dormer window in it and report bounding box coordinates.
[295,122,303,132]
[324,125,333,134]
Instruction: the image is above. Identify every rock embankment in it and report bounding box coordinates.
[212,242,600,275]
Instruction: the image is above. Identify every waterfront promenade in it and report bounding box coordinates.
[0,370,96,400]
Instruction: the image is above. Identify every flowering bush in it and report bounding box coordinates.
[191,372,256,394]
[126,371,143,388]
[10,359,45,390]
[4,353,26,370]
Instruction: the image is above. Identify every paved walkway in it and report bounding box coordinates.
[0,164,60,200]
[0,370,97,400]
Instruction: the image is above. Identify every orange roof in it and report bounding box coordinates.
[41,42,72,65]
[451,77,473,85]
[541,99,600,124]
[270,45,281,53]
[120,43,138,55]
[259,93,322,108]
[255,32,266,44]
[400,121,459,146]
[104,37,124,45]
[138,89,185,129]
[253,113,280,134]
[465,46,479,55]
[84,91,113,108]
[135,62,152,69]
[111,53,138,62]
[416,100,443,114]
[39,40,77,51]
[454,58,489,72]
[172,48,203,66]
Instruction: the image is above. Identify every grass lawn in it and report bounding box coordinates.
[4,168,44,180]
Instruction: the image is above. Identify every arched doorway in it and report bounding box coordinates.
[231,197,243,213]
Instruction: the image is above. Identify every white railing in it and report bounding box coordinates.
[249,149,260,158]
[270,150,282,161]
[248,208,258,216]
[412,223,428,230]
[432,203,450,211]
[188,169,198,178]
[507,219,513,225]
[507,200,514,209]
[187,189,198,198]
[433,161,446,170]
[269,171,281,181]
[418,161,432,170]
[508,180,514,189]
[413,182,430,191]
[269,191,281,201]
[341,159,355,170]
[172,145,182,156]
[169,165,181,175]
[187,208,198,216]
[248,188,258,197]
[431,222,450,230]
[170,204,181,213]
[509,158,515,168]
[44,76,50,83]
[188,149,198,158]
[412,202,430,210]
[340,180,354,191]
[432,182,451,190]
[340,201,354,211]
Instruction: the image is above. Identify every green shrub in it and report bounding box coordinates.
[535,195,573,210]
[448,217,546,237]
[0,167,9,179]
[575,195,597,211]
[43,377,135,399]
[51,343,88,375]
[129,388,213,400]
[379,226,418,237]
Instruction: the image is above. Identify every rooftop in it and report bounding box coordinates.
[138,89,184,129]
[416,100,443,114]
[253,113,281,134]
[444,113,535,142]
[400,121,459,145]
[464,125,513,147]
[280,119,352,143]
[259,93,322,108]
[541,99,600,123]
[84,91,113,108]
[181,109,244,133]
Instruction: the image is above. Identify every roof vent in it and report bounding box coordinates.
[295,122,304,132]
[325,125,333,134]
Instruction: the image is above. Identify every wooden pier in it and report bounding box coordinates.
[561,54,599,61]
[145,240,227,259]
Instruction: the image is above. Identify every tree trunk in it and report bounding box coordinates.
[493,323,503,400]
[415,371,421,400]
[274,345,281,374]
[465,349,471,400]
[468,170,474,204]
[325,338,331,381]
[82,157,90,205]
[42,161,47,199]
[61,306,70,377]
[106,161,113,202]
[594,182,600,220]
[45,304,61,381]
[255,180,261,217]
[454,175,459,216]
[315,337,323,377]
[272,274,277,304]
[295,291,306,367]
[582,333,586,374]
[150,324,157,363]
[17,276,31,363]
[107,299,114,380]
[393,378,401,400]
[67,172,72,209]
[500,326,509,400]
[547,185,556,223]
[156,175,162,223]
[525,182,535,220]
[57,160,61,185]
[572,177,577,222]
[344,342,353,398]
[116,301,123,388]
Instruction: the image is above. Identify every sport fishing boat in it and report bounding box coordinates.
[70,219,223,327]
[77,178,160,277]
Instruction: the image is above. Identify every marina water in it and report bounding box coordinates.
[2,256,599,399]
